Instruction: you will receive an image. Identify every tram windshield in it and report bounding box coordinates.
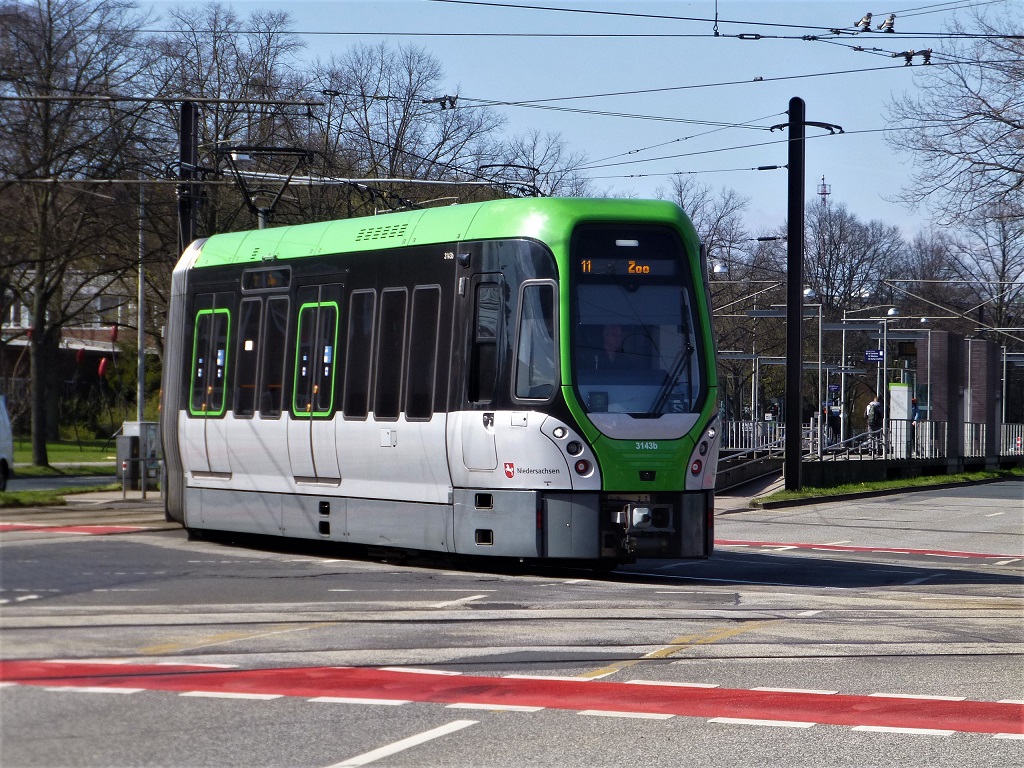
[572,225,704,418]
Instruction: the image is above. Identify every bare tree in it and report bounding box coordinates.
[948,207,1024,331]
[885,3,1024,225]
[148,4,312,232]
[805,200,906,314]
[310,42,504,211]
[493,129,594,197]
[660,176,749,269]
[0,0,155,464]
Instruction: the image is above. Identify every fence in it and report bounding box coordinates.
[721,420,783,451]
[1000,423,1024,456]
[963,422,987,458]
[723,418,953,460]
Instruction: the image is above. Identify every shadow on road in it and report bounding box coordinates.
[186,529,1023,590]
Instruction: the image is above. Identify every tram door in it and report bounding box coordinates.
[287,284,343,484]
[185,292,234,476]
[459,275,504,471]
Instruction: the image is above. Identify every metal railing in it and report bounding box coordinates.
[721,420,783,450]
[725,418,953,461]
[1000,423,1024,455]
[963,422,987,458]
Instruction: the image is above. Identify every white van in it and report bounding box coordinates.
[0,395,13,491]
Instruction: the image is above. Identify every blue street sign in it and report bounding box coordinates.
[864,349,884,363]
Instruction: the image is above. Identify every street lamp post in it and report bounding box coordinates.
[748,302,823,456]
[137,181,145,425]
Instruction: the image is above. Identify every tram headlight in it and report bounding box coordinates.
[566,440,583,456]
[553,426,568,439]
[690,459,703,475]
[574,459,592,475]
[698,441,708,456]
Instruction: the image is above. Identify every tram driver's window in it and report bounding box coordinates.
[515,282,557,400]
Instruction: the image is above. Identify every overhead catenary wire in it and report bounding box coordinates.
[424,0,1021,38]
[585,164,787,181]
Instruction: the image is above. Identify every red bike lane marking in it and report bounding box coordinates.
[715,539,1020,560]
[0,523,148,535]
[2,660,1020,735]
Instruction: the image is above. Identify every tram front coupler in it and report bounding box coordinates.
[611,501,675,556]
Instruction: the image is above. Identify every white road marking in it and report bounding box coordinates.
[994,733,1024,740]
[710,717,815,728]
[625,680,719,688]
[179,691,282,700]
[579,710,674,720]
[851,726,953,735]
[995,559,1021,566]
[868,693,966,701]
[503,674,595,682]
[379,667,462,676]
[797,610,823,617]
[310,697,410,706]
[43,686,143,694]
[997,699,1024,704]
[325,719,478,768]
[752,687,838,695]
[431,594,487,608]
[446,702,545,712]
[985,512,1005,517]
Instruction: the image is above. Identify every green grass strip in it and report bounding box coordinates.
[761,467,1024,503]
[0,484,121,509]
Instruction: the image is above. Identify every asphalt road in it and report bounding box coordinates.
[1,481,1021,767]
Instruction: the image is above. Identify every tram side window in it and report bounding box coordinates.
[514,282,557,401]
[406,286,441,420]
[234,299,262,417]
[469,283,500,404]
[374,288,407,421]
[293,294,339,417]
[343,290,376,419]
[258,297,289,418]
[189,308,230,416]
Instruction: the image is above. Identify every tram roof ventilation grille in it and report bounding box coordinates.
[354,222,410,242]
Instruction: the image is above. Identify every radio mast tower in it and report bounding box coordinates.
[818,175,832,207]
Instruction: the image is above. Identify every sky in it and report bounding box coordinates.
[143,0,1006,238]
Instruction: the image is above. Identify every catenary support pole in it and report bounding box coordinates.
[785,97,806,491]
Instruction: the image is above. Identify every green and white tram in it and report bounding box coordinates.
[161,197,720,562]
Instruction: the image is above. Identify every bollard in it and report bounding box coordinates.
[121,461,128,500]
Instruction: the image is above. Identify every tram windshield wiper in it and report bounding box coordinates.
[648,342,693,417]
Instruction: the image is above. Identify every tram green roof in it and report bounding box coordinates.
[191,197,696,268]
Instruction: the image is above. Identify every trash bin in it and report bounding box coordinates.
[116,434,140,490]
